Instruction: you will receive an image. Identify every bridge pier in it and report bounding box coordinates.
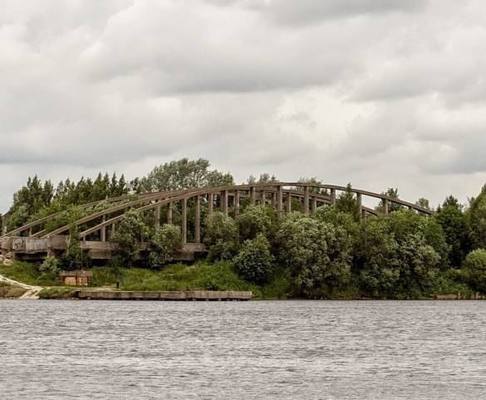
[277,186,283,215]
[304,186,310,215]
[155,204,161,229]
[222,190,229,215]
[167,202,173,224]
[182,198,187,244]
[234,190,241,216]
[195,195,201,243]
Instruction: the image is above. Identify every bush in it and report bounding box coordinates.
[236,205,276,241]
[39,256,61,276]
[234,234,274,284]
[149,224,182,267]
[463,249,486,293]
[112,210,150,264]
[204,212,239,261]
[276,213,352,298]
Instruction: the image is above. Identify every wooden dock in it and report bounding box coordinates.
[76,290,252,301]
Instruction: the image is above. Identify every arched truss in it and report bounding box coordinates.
[2,183,432,245]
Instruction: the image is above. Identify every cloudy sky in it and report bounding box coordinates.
[1,0,486,212]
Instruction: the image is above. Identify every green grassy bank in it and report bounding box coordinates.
[0,261,291,299]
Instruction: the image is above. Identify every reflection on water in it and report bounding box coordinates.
[1,300,486,399]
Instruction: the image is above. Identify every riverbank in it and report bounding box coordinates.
[1,260,483,300]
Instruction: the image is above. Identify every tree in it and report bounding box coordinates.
[111,210,150,265]
[149,224,182,267]
[236,205,276,242]
[139,158,234,192]
[62,224,89,270]
[394,233,440,297]
[376,188,402,213]
[234,234,274,284]
[356,218,400,298]
[436,196,470,267]
[335,184,360,220]
[276,213,352,298]
[463,249,486,293]
[247,173,278,184]
[467,186,486,249]
[416,198,431,210]
[204,212,239,261]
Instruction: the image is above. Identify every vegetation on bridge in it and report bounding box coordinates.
[2,158,486,299]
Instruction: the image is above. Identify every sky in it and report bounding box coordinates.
[1,0,486,212]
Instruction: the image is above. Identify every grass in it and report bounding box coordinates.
[92,262,287,298]
[0,260,290,299]
[0,261,60,286]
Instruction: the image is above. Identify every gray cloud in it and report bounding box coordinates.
[1,0,486,212]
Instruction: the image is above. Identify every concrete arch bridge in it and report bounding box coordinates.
[0,182,432,262]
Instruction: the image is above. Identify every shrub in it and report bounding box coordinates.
[204,212,238,261]
[276,213,352,298]
[463,249,486,293]
[236,205,275,241]
[234,234,274,284]
[149,224,182,267]
[39,256,61,276]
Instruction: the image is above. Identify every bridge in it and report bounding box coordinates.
[0,182,431,261]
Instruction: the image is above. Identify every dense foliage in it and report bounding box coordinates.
[4,158,486,299]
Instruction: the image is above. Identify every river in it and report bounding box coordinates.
[1,300,485,399]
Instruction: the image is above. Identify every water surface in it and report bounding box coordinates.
[1,300,485,399]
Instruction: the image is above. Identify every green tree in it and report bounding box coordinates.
[62,224,89,270]
[436,196,470,267]
[149,224,182,267]
[467,186,486,249]
[376,188,402,213]
[394,233,440,297]
[276,213,352,298]
[233,234,274,284]
[335,184,360,220]
[139,158,233,192]
[204,212,239,261]
[111,210,150,265]
[463,249,486,293]
[356,218,400,298]
[247,173,278,184]
[236,205,276,242]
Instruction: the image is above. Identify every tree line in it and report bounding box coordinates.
[2,158,486,298]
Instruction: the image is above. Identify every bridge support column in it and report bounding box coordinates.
[167,202,173,224]
[101,216,106,242]
[286,192,292,213]
[182,198,187,244]
[235,190,240,216]
[208,193,214,215]
[155,204,161,229]
[222,190,229,215]
[261,191,266,206]
[250,186,256,205]
[195,195,201,243]
[277,186,283,215]
[330,188,336,205]
[311,197,317,215]
[111,223,116,239]
[304,186,310,215]
[384,199,389,215]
